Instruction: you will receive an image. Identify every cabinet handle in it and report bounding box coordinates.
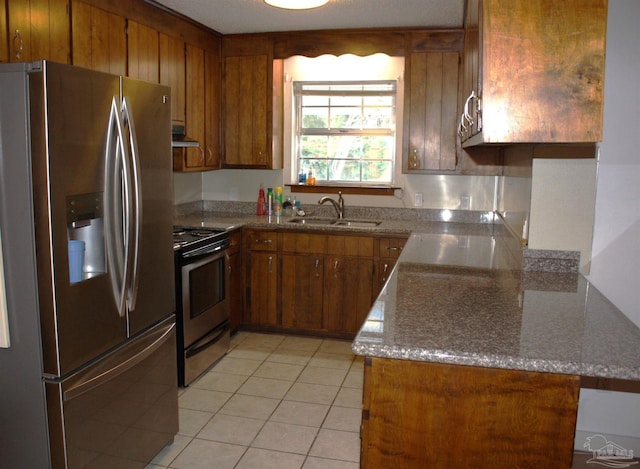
[408,148,420,170]
[382,262,389,282]
[255,238,272,244]
[387,246,402,252]
[268,256,273,273]
[206,147,213,164]
[13,30,23,61]
[315,258,320,277]
[333,259,340,278]
[199,146,205,163]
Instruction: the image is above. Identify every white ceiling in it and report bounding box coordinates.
[152,0,465,35]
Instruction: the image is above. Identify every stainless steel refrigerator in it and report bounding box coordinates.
[0,61,178,468]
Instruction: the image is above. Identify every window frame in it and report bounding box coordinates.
[293,80,398,187]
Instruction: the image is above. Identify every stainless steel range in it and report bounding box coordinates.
[174,226,230,386]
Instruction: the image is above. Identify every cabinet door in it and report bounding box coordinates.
[183,43,206,170]
[222,54,269,167]
[127,20,159,83]
[71,1,126,74]
[7,0,69,63]
[281,253,324,330]
[204,48,221,169]
[228,230,243,332]
[323,256,375,335]
[405,51,459,172]
[159,33,185,125]
[248,252,278,326]
[0,1,6,62]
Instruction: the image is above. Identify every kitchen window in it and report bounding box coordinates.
[294,80,396,185]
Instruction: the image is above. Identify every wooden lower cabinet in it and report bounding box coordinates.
[244,230,395,336]
[323,256,374,334]
[362,357,580,468]
[227,230,243,333]
[281,253,324,330]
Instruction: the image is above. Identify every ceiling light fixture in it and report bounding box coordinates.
[264,0,329,10]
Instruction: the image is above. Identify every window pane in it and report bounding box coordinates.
[330,107,362,129]
[328,159,361,182]
[361,136,394,159]
[300,136,328,158]
[302,108,328,128]
[331,95,361,107]
[362,161,393,182]
[362,108,394,129]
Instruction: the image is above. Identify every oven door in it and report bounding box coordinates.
[181,247,230,348]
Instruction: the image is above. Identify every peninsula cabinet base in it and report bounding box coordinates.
[361,358,580,468]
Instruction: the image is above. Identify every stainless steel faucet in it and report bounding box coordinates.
[318,191,345,219]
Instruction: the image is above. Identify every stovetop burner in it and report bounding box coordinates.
[173,226,228,251]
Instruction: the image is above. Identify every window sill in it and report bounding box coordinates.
[286,184,399,196]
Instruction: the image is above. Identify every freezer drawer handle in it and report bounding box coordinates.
[63,322,175,401]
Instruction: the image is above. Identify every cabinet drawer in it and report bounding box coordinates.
[247,230,277,251]
[280,232,327,254]
[326,235,375,257]
[379,237,407,260]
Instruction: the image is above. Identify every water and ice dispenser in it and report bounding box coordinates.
[66,192,105,283]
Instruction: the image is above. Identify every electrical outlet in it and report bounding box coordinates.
[414,192,423,207]
[460,195,470,210]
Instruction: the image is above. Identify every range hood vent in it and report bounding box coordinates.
[171,125,200,148]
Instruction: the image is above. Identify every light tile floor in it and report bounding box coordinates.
[147,332,363,469]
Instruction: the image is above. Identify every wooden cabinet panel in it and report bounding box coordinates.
[71,1,126,74]
[362,358,580,468]
[461,0,606,145]
[7,0,69,63]
[281,254,324,330]
[404,51,459,172]
[127,20,159,83]
[204,47,221,169]
[323,256,375,334]
[222,54,270,168]
[0,1,6,63]
[159,33,185,125]
[248,252,278,326]
[183,43,206,170]
[228,230,243,333]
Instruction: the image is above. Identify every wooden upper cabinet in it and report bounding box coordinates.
[404,51,459,172]
[7,0,69,63]
[0,1,8,62]
[222,54,269,168]
[204,47,221,169]
[460,0,607,145]
[71,1,126,74]
[127,20,159,83]
[174,43,221,172]
[159,33,185,125]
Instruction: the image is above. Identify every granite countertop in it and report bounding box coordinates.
[352,230,640,381]
[174,202,640,381]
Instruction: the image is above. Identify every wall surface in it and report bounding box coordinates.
[575,0,640,453]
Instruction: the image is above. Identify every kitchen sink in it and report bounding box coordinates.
[288,217,337,225]
[333,219,382,227]
[288,217,381,227]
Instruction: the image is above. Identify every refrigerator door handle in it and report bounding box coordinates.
[61,321,176,401]
[104,96,132,318]
[121,96,142,313]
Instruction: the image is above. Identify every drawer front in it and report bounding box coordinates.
[247,230,278,251]
[379,237,407,260]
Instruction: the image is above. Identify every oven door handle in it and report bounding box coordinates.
[182,240,228,260]
[185,322,229,358]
